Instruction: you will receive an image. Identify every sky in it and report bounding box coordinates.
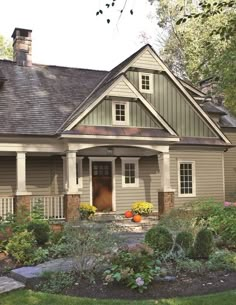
[0,0,161,70]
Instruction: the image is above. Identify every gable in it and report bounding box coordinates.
[76,98,162,128]
[131,49,163,71]
[126,70,218,138]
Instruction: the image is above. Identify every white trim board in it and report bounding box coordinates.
[88,157,117,212]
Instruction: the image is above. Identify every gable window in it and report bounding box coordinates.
[139,73,153,94]
[178,161,196,197]
[112,101,129,126]
[121,158,139,187]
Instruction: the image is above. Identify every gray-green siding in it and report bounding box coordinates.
[78,99,161,128]
[126,71,217,138]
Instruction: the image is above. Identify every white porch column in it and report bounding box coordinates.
[66,151,78,194]
[159,151,172,192]
[16,152,31,195]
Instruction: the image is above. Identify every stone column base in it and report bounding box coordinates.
[15,195,31,221]
[158,192,174,215]
[64,194,80,222]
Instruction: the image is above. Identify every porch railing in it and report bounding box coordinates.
[0,197,14,221]
[31,195,65,220]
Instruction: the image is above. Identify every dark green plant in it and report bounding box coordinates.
[6,230,37,264]
[37,271,76,294]
[175,231,194,255]
[193,228,214,259]
[207,250,236,272]
[104,243,160,293]
[27,220,50,245]
[145,226,173,254]
[32,247,49,264]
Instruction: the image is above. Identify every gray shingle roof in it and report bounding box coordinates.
[0,60,107,135]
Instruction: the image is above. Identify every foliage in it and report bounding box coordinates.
[0,35,12,59]
[175,231,194,256]
[145,225,173,254]
[131,201,153,216]
[155,0,236,114]
[207,250,236,271]
[104,243,161,293]
[37,271,76,294]
[63,223,120,281]
[32,247,49,264]
[27,220,50,245]
[193,228,214,259]
[175,258,205,275]
[6,230,37,264]
[2,289,236,305]
[79,203,97,220]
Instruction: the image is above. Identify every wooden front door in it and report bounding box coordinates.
[92,162,112,212]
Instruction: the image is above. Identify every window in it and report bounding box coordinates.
[178,161,196,197]
[112,101,129,125]
[121,158,139,187]
[139,73,153,93]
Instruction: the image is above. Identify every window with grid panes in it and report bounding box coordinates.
[124,163,135,184]
[115,103,125,122]
[141,74,150,90]
[112,101,129,125]
[179,162,195,195]
[139,73,153,93]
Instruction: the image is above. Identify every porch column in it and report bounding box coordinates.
[15,152,31,219]
[64,151,80,222]
[158,151,175,215]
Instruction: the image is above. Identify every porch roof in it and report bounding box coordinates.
[62,126,177,138]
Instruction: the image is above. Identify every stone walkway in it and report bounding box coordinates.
[0,276,25,294]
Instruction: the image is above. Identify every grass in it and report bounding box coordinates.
[0,290,236,305]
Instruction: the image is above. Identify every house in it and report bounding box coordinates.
[0,27,235,222]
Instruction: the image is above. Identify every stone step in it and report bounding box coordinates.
[0,276,25,294]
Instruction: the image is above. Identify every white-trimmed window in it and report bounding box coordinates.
[178,161,196,197]
[112,101,129,126]
[139,72,153,94]
[121,158,139,187]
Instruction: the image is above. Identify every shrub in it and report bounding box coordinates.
[176,258,205,274]
[33,247,49,264]
[38,271,76,294]
[6,230,37,264]
[131,201,153,216]
[63,223,120,281]
[207,250,236,271]
[27,220,50,245]
[193,228,214,259]
[175,231,194,255]
[79,203,97,220]
[145,226,173,254]
[104,243,160,293]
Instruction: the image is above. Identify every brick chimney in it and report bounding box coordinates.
[11,28,32,67]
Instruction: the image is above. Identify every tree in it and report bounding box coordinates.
[0,35,12,60]
[154,0,236,113]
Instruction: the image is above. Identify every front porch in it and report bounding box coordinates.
[0,143,176,222]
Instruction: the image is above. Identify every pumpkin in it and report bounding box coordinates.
[133,214,142,223]
[124,210,133,218]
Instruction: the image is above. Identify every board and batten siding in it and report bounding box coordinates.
[170,150,225,207]
[126,70,217,138]
[115,156,160,213]
[223,131,236,201]
[78,99,161,128]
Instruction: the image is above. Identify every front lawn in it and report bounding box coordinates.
[0,290,236,305]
